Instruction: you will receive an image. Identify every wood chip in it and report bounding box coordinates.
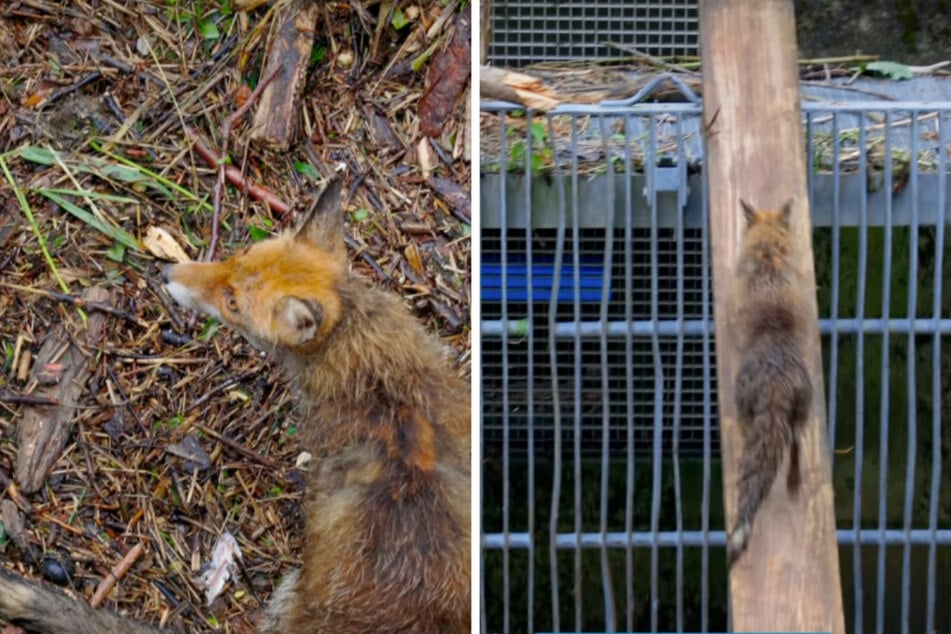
[16,286,112,494]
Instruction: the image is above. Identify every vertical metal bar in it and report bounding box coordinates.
[623,113,637,634]
[671,116,686,633]
[875,110,894,634]
[853,112,869,634]
[547,111,567,634]
[524,111,537,634]
[499,111,512,634]
[900,110,920,634]
[473,112,507,634]
[597,114,617,633]
[570,114,584,634]
[925,110,947,634]
[647,117,665,634]
[699,121,712,633]
[828,112,842,466]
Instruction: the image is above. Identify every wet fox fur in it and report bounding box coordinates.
[0,177,471,633]
[727,199,812,566]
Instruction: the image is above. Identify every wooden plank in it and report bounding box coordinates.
[479,0,490,65]
[248,0,320,150]
[16,286,112,494]
[699,1,845,631]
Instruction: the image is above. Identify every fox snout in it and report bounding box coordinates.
[161,262,219,319]
[160,263,175,284]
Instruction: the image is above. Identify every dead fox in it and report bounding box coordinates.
[727,199,812,566]
[0,177,471,633]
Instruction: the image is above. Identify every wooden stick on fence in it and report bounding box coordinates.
[699,1,845,631]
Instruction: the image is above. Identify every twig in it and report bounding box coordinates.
[0,283,146,328]
[909,60,951,75]
[186,371,257,412]
[0,392,60,406]
[194,423,279,470]
[208,67,282,261]
[89,542,146,608]
[345,235,391,282]
[603,41,698,75]
[47,72,102,104]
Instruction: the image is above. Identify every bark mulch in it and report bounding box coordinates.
[0,0,470,630]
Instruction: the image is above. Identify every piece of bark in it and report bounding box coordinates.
[429,176,470,224]
[0,202,19,251]
[479,65,561,110]
[16,286,112,494]
[419,7,471,137]
[0,500,32,559]
[248,0,320,150]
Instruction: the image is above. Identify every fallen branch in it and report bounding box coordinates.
[480,65,561,110]
[186,127,291,215]
[0,283,146,328]
[90,542,146,608]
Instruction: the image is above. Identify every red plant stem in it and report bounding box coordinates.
[186,128,292,215]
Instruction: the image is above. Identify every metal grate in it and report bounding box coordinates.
[488,0,700,67]
[482,226,715,459]
[480,87,951,633]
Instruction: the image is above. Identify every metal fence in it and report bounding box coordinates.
[480,78,951,633]
[487,0,699,67]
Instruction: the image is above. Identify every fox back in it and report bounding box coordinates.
[727,199,811,566]
[164,178,471,633]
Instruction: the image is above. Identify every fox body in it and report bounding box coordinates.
[727,199,812,566]
[165,177,471,632]
[0,178,470,633]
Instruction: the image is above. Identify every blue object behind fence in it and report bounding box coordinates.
[482,257,610,303]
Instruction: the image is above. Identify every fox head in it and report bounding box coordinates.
[163,178,348,351]
[739,198,794,262]
[740,198,793,229]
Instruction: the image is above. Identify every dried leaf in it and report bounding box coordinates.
[405,242,424,278]
[143,226,191,263]
[199,532,243,606]
[235,84,252,109]
[165,434,211,471]
[295,451,313,469]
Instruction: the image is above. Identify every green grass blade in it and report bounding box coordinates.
[0,154,71,294]
[38,190,143,251]
[89,141,213,212]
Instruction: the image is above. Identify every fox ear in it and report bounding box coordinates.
[273,296,323,346]
[740,199,756,225]
[781,198,794,223]
[297,177,346,259]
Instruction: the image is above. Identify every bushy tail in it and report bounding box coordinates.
[726,415,794,566]
[0,567,162,634]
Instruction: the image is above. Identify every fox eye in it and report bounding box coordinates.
[224,291,239,313]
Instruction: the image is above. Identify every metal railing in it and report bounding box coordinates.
[480,79,951,633]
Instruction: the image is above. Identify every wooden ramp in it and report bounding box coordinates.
[699,0,845,631]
